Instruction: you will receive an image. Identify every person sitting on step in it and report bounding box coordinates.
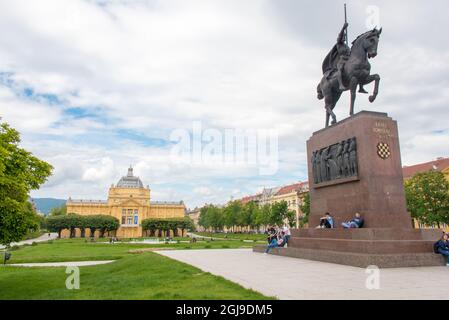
[434,233,449,267]
[317,212,335,229]
[342,212,364,229]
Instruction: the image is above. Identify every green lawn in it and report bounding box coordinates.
[0,253,270,300]
[3,238,257,264]
[195,232,267,242]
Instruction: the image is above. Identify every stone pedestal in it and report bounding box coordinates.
[254,111,444,268]
[307,111,410,228]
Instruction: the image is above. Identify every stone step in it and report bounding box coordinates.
[291,228,441,241]
[253,245,446,268]
[288,237,434,254]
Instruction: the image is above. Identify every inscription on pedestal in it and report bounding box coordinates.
[311,137,358,186]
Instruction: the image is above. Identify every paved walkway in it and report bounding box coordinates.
[5,260,115,267]
[0,233,58,250]
[157,249,449,300]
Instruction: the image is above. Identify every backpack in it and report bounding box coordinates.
[434,241,440,254]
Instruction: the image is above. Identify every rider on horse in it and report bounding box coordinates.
[321,23,367,94]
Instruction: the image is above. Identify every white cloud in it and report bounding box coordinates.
[82,157,115,182]
[0,0,447,208]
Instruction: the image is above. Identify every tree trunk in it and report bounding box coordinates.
[58,229,62,238]
[80,228,85,238]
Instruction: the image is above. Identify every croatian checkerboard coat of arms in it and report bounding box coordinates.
[377,142,391,159]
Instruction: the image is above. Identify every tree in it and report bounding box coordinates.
[85,215,101,238]
[180,217,194,236]
[142,219,158,237]
[299,193,310,227]
[66,214,82,238]
[96,215,120,238]
[46,214,119,238]
[255,204,271,230]
[270,201,293,227]
[49,204,67,216]
[0,122,53,246]
[198,206,211,231]
[405,171,449,228]
[223,201,241,232]
[198,205,224,232]
[46,215,70,238]
[246,201,262,231]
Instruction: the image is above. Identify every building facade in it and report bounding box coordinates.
[186,207,201,231]
[239,181,309,228]
[65,167,186,238]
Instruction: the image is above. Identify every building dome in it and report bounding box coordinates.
[116,166,144,188]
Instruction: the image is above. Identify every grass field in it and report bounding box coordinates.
[0,238,271,300]
[2,238,257,264]
[0,253,270,300]
[195,232,267,242]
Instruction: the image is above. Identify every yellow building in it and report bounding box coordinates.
[65,166,186,238]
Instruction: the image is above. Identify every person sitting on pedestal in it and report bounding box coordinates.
[267,226,276,244]
[434,233,449,267]
[317,212,335,229]
[264,230,286,254]
[342,212,364,229]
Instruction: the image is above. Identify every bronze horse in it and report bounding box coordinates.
[317,28,382,128]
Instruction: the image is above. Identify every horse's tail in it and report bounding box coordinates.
[317,83,324,100]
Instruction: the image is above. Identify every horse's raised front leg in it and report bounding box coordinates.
[349,77,359,116]
[361,74,381,103]
[369,74,380,103]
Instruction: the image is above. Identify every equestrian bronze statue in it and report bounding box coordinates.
[317,23,382,128]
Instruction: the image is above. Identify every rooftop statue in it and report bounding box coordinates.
[317,20,382,128]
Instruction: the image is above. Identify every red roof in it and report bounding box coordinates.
[402,157,449,179]
[239,194,261,205]
[275,181,308,196]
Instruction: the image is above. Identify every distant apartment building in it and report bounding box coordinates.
[239,181,309,228]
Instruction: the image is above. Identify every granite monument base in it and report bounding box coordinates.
[253,228,445,268]
[253,111,444,268]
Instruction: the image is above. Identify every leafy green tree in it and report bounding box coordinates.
[405,171,449,228]
[180,217,194,236]
[142,219,158,237]
[270,201,293,227]
[46,215,70,238]
[49,204,67,216]
[245,201,261,231]
[84,215,101,238]
[96,215,120,238]
[198,206,211,231]
[299,192,310,227]
[198,205,224,232]
[66,214,82,238]
[0,122,53,246]
[255,204,271,230]
[223,201,241,232]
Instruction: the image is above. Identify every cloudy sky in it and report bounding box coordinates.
[0,0,448,208]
